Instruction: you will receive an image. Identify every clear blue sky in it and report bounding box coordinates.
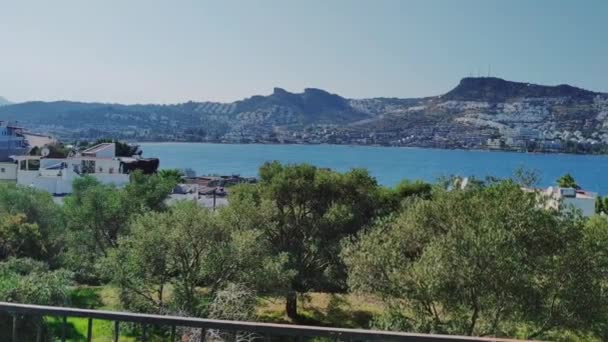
[0,0,606,104]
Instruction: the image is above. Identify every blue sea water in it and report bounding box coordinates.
[141,143,608,194]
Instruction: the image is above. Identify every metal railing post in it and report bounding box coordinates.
[142,323,148,342]
[170,325,176,342]
[114,320,120,342]
[11,314,17,342]
[36,317,43,342]
[61,316,67,342]
[87,317,93,342]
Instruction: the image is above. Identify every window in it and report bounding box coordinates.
[0,168,5,173]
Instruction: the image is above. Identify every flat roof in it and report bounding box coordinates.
[82,143,114,154]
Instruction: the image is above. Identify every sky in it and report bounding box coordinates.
[0,0,607,104]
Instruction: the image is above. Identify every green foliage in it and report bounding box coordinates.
[379,179,433,213]
[63,177,130,281]
[157,169,184,184]
[370,308,413,332]
[343,181,608,338]
[0,258,72,341]
[125,171,177,212]
[63,173,175,282]
[557,173,578,188]
[106,201,286,316]
[2,160,607,340]
[596,196,605,215]
[512,167,540,187]
[0,258,72,305]
[0,213,43,259]
[229,162,383,318]
[45,142,71,158]
[0,183,64,263]
[28,146,40,156]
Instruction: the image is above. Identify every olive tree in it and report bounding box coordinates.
[106,201,287,316]
[0,183,64,264]
[343,181,608,339]
[63,172,176,282]
[228,162,383,319]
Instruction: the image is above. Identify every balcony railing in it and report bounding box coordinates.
[0,301,525,342]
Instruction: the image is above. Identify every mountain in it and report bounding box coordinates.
[444,77,598,102]
[235,87,366,124]
[0,96,11,107]
[1,78,607,153]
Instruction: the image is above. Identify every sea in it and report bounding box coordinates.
[140,143,608,194]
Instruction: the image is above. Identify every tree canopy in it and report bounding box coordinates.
[106,201,287,316]
[342,180,608,338]
[228,162,384,318]
[557,173,578,188]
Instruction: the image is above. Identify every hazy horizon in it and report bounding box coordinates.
[1,0,607,104]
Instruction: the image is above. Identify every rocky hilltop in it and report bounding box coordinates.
[1,77,607,153]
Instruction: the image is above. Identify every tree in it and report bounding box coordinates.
[0,214,43,260]
[557,173,578,188]
[44,142,71,158]
[124,171,177,212]
[63,177,130,281]
[596,196,605,215]
[158,169,184,184]
[0,183,64,264]
[63,172,176,282]
[512,167,540,188]
[342,181,607,338]
[106,202,287,316]
[378,179,433,214]
[0,258,72,340]
[230,162,382,319]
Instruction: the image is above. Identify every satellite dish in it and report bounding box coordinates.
[41,148,50,158]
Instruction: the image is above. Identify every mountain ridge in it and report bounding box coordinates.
[0,96,11,107]
[1,77,608,153]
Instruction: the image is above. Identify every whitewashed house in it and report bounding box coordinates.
[545,186,597,217]
[10,143,130,195]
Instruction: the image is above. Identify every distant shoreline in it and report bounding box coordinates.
[135,141,608,157]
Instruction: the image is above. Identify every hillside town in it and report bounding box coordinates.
[2,78,608,154]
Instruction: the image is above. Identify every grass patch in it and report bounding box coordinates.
[58,286,384,340]
[46,316,138,342]
[257,292,384,328]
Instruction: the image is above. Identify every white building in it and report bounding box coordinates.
[0,162,18,182]
[545,186,597,217]
[10,143,130,195]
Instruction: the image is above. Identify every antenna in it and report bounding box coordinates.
[41,147,50,158]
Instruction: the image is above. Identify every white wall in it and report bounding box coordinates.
[0,163,17,181]
[95,145,116,158]
[563,198,596,217]
[16,158,129,195]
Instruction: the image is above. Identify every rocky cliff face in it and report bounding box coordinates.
[1,78,607,153]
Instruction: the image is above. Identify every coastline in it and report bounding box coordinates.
[136,140,608,157]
